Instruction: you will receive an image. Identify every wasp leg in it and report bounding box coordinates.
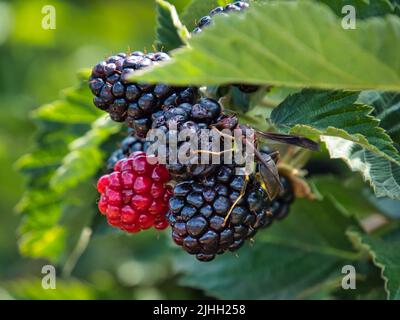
[190,148,235,156]
[223,175,249,226]
[209,126,236,141]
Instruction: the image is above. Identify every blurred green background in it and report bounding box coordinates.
[0,0,208,299]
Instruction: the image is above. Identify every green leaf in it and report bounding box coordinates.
[18,226,66,262]
[308,91,400,200]
[348,229,400,299]
[50,116,120,194]
[155,0,189,51]
[359,91,400,144]
[33,77,101,124]
[16,71,114,263]
[312,175,378,220]
[131,1,400,91]
[319,0,395,19]
[6,278,96,300]
[323,141,400,199]
[16,147,67,172]
[369,197,400,219]
[271,90,400,166]
[33,100,101,124]
[181,0,230,30]
[173,177,361,299]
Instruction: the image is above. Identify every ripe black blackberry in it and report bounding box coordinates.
[89,51,198,138]
[149,98,224,180]
[107,134,150,172]
[193,1,250,34]
[167,164,272,261]
[269,175,295,220]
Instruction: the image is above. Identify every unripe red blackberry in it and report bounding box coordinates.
[97,152,171,233]
[89,51,198,138]
[167,164,272,261]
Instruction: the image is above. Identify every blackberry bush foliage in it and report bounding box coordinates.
[17,0,400,300]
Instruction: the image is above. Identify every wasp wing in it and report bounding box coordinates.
[257,132,320,151]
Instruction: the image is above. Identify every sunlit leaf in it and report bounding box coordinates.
[155,0,189,51]
[131,1,400,91]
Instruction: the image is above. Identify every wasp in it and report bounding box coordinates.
[213,116,320,200]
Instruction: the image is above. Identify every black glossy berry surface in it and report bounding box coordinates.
[269,176,295,221]
[149,98,223,180]
[89,52,198,138]
[193,2,250,34]
[167,164,272,261]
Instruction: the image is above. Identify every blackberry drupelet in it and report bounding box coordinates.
[149,98,224,180]
[89,51,198,138]
[269,175,295,220]
[107,134,151,172]
[193,1,250,34]
[167,164,272,261]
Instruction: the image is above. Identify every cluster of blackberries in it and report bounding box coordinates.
[89,51,198,138]
[92,1,295,261]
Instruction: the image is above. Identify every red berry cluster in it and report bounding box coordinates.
[97,152,171,233]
